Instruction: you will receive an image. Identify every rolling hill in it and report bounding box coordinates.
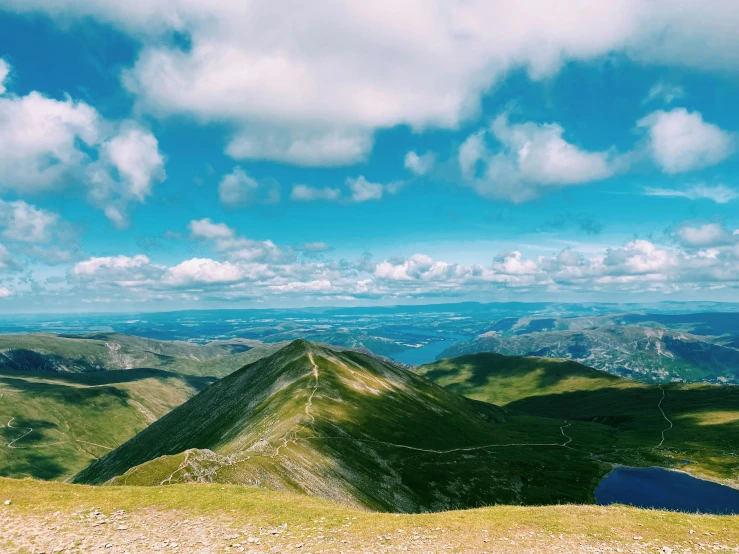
[0,336,290,480]
[0,333,287,377]
[416,353,739,486]
[439,326,739,383]
[73,340,615,512]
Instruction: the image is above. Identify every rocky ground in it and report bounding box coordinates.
[3,504,738,554]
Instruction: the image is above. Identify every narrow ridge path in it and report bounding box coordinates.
[656,384,673,448]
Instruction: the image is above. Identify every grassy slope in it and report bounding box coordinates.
[0,333,288,377]
[0,368,216,480]
[416,353,739,485]
[2,478,738,554]
[0,337,291,481]
[74,340,615,513]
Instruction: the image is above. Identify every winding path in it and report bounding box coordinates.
[656,384,673,448]
[5,417,33,449]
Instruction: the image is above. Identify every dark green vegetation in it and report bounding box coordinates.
[440,326,739,383]
[74,340,618,512]
[0,332,286,377]
[416,353,739,486]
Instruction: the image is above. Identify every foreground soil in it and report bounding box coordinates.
[1,478,738,553]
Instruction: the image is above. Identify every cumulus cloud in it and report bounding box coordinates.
[86,123,166,227]
[404,151,435,176]
[61,219,739,304]
[10,1,739,165]
[218,166,280,208]
[0,286,10,298]
[644,184,739,204]
[674,222,737,248]
[638,109,734,173]
[0,58,9,95]
[0,91,100,192]
[459,114,618,202]
[0,63,166,226]
[291,185,342,202]
[0,200,58,242]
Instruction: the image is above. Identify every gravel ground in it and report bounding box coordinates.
[2,505,738,554]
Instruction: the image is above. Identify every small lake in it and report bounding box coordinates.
[390,336,469,365]
[595,467,739,515]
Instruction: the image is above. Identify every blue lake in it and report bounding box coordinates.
[595,467,739,515]
[390,337,469,365]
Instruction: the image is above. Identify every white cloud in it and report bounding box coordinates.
[0,91,100,192]
[291,185,342,202]
[189,218,234,240]
[86,123,166,227]
[0,286,10,298]
[218,166,280,208]
[163,258,244,286]
[675,223,736,248]
[72,254,156,282]
[0,58,9,95]
[644,82,685,105]
[0,200,58,242]
[638,109,734,173]
[225,127,373,167]
[13,1,739,166]
[404,151,435,175]
[347,176,385,202]
[0,64,166,226]
[459,114,617,202]
[0,243,20,271]
[644,184,739,204]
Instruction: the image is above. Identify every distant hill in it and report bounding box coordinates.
[74,340,615,512]
[439,326,739,383]
[416,353,739,487]
[0,333,287,377]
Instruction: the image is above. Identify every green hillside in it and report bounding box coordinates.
[416,353,739,486]
[0,333,287,377]
[74,340,616,512]
[0,368,214,480]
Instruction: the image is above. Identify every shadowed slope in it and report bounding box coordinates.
[416,353,739,486]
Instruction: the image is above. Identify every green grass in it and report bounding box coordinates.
[415,353,739,485]
[2,477,738,551]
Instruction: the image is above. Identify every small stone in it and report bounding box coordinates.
[633,536,643,541]
[3,500,10,505]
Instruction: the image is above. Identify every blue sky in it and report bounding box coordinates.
[1,1,739,312]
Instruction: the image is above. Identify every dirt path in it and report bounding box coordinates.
[656,385,673,448]
[5,417,33,449]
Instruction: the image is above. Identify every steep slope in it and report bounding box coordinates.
[74,340,611,512]
[440,326,739,383]
[0,333,286,377]
[0,368,214,480]
[417,353,739,486]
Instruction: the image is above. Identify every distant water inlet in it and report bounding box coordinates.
[595,467,739,515]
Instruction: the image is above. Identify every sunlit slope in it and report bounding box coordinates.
[0,368,214,480]
[416,353,739,485]
[74,340,613,512]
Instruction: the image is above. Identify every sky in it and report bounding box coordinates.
[1,1,739,312]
